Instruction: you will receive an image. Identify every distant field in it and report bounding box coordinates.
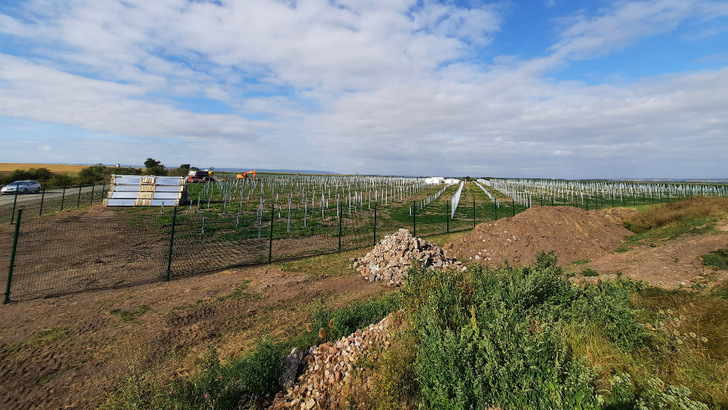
[0,163,88,174]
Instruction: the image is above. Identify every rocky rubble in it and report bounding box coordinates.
[353,228,466,285]
[270,315,395,409]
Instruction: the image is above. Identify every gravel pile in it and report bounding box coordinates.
[270,315,395,409]
[353,228,466,285]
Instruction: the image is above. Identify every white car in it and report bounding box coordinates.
[1,180,42,195]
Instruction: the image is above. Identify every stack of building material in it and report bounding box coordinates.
[104,175,189,207]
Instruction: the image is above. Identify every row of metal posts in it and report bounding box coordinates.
[10,183,107,224]
[6,193,521,303]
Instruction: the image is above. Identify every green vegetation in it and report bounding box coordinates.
[0,160,196,187]
[106,293,400,408]
[215,281,261,302]
[360,251,724,409]
[109,305,151,324]
[623,197,728,247]
[702,248,728,270]
[21,327,69,347]
[107,251,728,409]
[582,267,600,277]
[277,249,363,278]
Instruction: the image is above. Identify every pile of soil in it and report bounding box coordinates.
[445,206,634,267]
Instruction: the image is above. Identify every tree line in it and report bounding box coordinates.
[0,159,196,187]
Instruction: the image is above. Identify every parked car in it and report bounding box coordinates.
[1,180,42,195]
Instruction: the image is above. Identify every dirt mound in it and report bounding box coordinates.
[445,206,634,267]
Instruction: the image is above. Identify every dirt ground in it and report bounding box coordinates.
[0,263,390,409]
[2,204,728,409]
[446,205,728,288]
[583,219,728,287]
[445,206,636,266]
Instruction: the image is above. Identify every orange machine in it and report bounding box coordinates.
[236,170,257,180]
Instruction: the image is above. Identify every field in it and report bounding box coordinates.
[0,163,89,175]
[1,179,728,408]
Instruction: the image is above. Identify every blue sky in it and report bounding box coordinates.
[1,0,727,178]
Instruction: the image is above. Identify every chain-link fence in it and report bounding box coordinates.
[2,188,527,303]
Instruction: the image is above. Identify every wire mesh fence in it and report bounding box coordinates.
[2,187,526,303]
[0,183,109,224]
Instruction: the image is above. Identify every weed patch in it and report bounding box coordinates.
[701,248,728,270]
[109,305,150,324]
[21,327,69,348]
[623,197,728,246]
[582,267,600,277]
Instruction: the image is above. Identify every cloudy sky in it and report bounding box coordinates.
[1,0,727,178]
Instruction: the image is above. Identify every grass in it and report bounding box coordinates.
[215,280,261,302]
[702,248,728,270]
[21,327,69,347]
[581,267,600,277]
[106,291,401,409]
[109,305,151,324]
[276,248,363,278]
[623,197,728,247]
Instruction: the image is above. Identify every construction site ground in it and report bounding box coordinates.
[1,205,728,409]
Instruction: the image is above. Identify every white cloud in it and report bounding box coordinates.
[0,0,726,178]
[551,0,728,60]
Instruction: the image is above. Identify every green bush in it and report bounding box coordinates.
[168,338,284,409]
[403,251,652,409]
[300,293,401,346]
[701,248,728,270]
[581,267,600,277]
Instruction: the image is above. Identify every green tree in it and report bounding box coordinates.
[168,163,192,177]
[143,158,167,176]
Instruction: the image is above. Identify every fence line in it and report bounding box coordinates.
[5,178,722,303]
[2,191,524,302]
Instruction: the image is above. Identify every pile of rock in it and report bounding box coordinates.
[270,315,395,409]
[353,229,466,285]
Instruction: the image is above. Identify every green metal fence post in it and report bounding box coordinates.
[77,185,82,208]
[39,186,46,216]
[10,190,18,224]
[268,204,275,264]
[90,184,95,205]
[586,197,589,211]
[61,186,67,211]
[512,201,515,217]
[413,200,416,237]
[494,201,498,220]
[166,206,177,281]
[447,200,450,233]
[338,205,343,253]
[472,198,476,228]
[4,210,22,304]
[373,202,377,246]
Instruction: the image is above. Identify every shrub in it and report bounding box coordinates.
[582,267,600,277]
[403,252,653,409]
[701,248,728,270]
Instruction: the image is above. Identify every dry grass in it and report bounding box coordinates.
[625,197,728,233]
[0,163,88,175]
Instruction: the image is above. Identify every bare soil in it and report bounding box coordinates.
[446,205,728,289]
[445,206,636,266]
[0,264,389,409]
[582,219,728,287]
